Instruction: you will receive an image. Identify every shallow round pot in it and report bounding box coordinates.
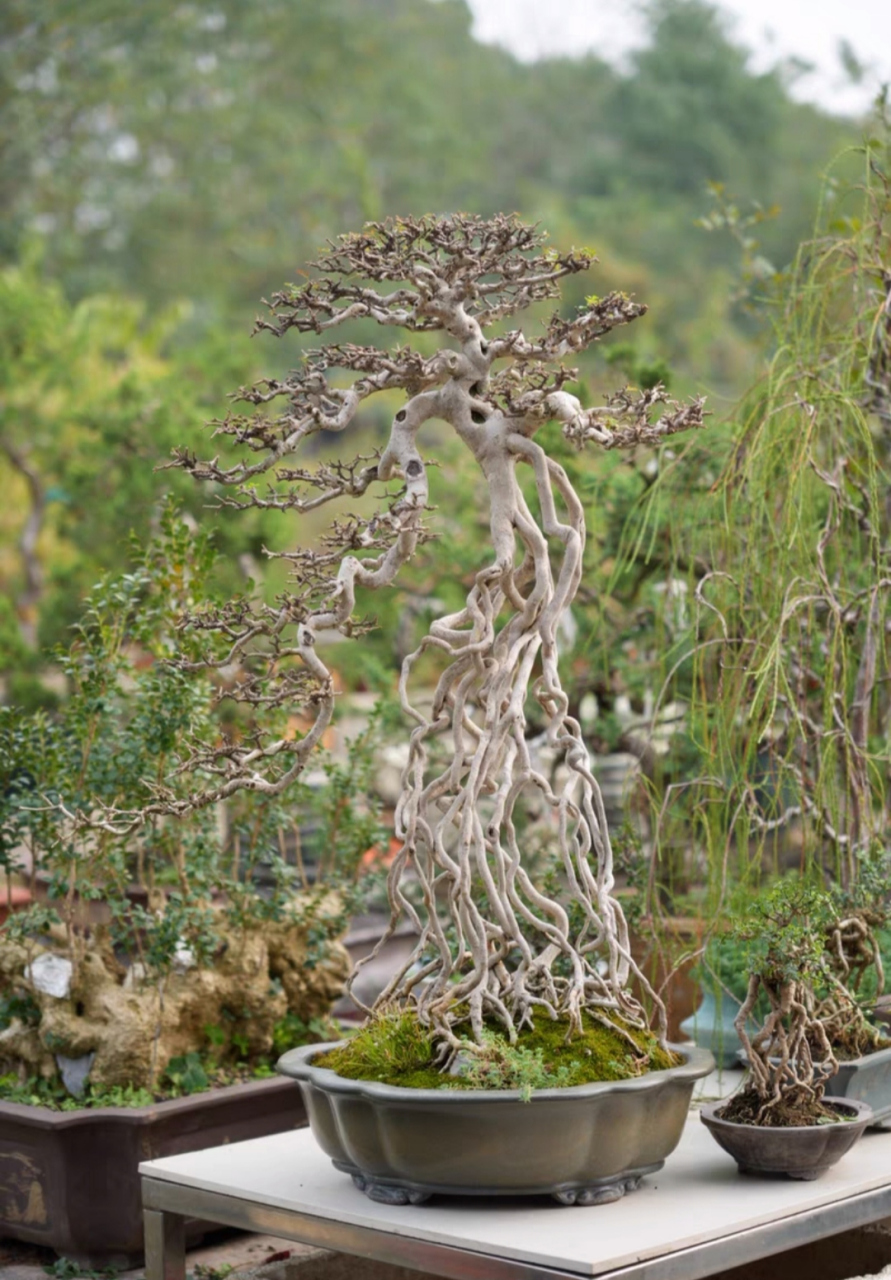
[700,1097,872,1180]
[277,1041,714,1206]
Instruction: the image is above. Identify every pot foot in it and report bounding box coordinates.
[350,1173,431,1205]
[739,1166,821,1181]
[553,1174,643,1206]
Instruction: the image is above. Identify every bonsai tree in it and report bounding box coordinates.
[730,881,840,1125]
[114,213,705,1068]
[816,861,890,1060]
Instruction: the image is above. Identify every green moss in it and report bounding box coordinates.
[317,1010,438,1086]
[315,1008,679,1093]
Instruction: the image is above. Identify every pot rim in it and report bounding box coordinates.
[700,1095,874,1131]
[277,1039,714,1104]
[0,1071,299,1128]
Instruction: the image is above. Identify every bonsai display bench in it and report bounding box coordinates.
[140,1111,891,1280]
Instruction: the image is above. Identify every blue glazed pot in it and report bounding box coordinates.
[680,989,746,1070]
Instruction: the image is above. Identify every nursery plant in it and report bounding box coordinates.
[0,506,389,1100]
[817,857,890,1061]
[717,872,889,1119]
[636,125,891,908]
[727,880,842,1126]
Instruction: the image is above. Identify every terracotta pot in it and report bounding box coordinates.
[0,885,32,927]
[0,1075,306,1267]
[629,915,704,1042]
[700,1097,872,1179]
[278,1041,714,1206]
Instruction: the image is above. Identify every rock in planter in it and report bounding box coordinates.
[277,1041,714,1206]
[699,1097,872,1180]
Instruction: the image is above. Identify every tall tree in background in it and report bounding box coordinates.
[0,0,853,337]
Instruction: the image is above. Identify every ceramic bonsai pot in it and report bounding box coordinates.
[680,990,746,1069]
[277,1041,714,1206]
[822,1045,891,1127]
[700,1097,872,1179]
[0,1075,306,1267]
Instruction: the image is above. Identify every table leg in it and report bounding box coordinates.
[144,1206,186,1280]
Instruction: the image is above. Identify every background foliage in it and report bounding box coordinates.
[1,0,885,923]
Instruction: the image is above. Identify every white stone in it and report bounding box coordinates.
[26,952,72,999]
[123,961,148,990]
[56,1051,95,1098]
[374,742,410,807]
[578,692,599,729]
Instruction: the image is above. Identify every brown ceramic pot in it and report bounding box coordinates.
[0,1075,306,1267]
[700,1096,872,1179]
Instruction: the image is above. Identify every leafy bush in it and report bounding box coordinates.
[0,507,390,1096]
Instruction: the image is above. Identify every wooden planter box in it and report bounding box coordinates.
[0,1075,306,1267]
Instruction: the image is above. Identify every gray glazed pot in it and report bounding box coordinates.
[700,1097,872,1179]
[277,1040,714,1206]
[823,1044,891,1127]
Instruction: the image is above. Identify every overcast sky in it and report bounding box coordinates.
[465,0,890,116]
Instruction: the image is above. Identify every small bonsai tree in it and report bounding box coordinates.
[817,859,890,1059]
[81,215,705,1067]
[730,881,840,1126]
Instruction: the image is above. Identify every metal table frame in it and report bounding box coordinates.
[142,1171,891,1280]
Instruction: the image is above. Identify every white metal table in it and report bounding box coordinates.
[140,1110,891,1280]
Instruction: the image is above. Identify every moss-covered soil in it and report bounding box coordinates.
[315,1008,679,1091]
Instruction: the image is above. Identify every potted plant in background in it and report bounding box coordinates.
[635,135,891,966]
[810,863,891,1124]
[680,932,758,1068]
[141,211,712,1205]
[700,880,873,1179]
[0,508,390,1265]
